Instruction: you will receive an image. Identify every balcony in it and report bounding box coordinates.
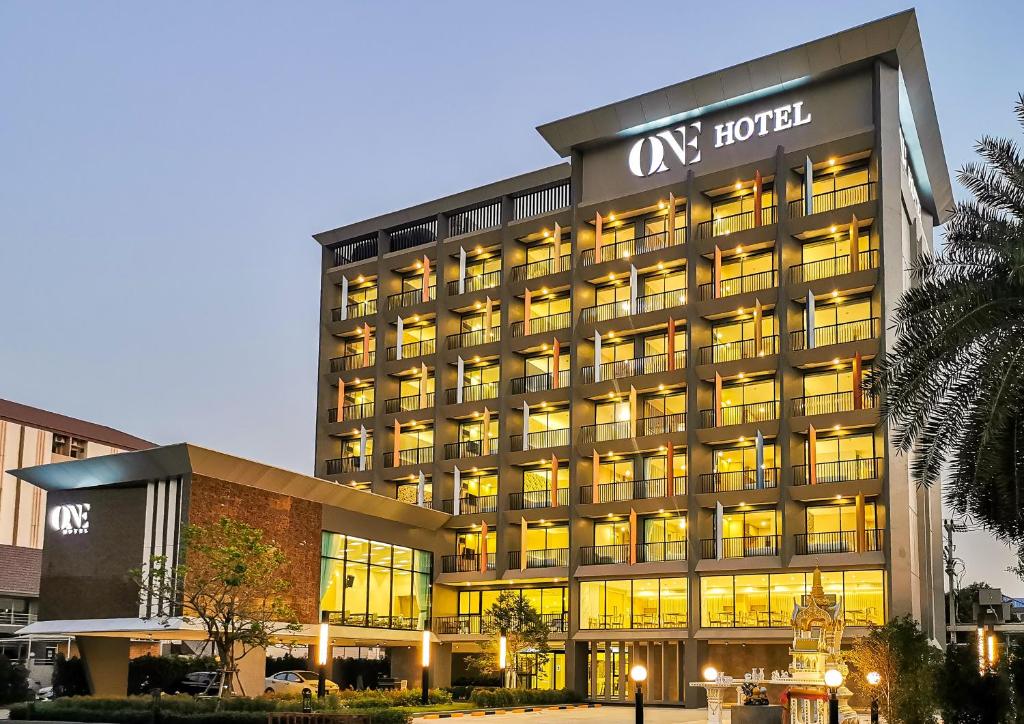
[510,255,572,282]
[639,539,688,563]
[579,476,687,503]
[508,548,569,569]
[580,544,629,565]
[579,420,633,444]
[447,270,502,296]
[579,299,632,325]
[701,535,780,559]
[440,553,494,573]
[699,400,779,427]
[331,236,379,267]
[792,390,878,417]
[790,250,880,284]
[510,428,571,451]
[581,228,686,266]
[325,455,370,475]
[327,402,374,422]
[445,382,500,404]
[383,392,435,414]
[324,612,421,630]
[637,412,686,436]
[790,318,880,350]
[699,336,779,365]
[383,446,433,467]
[699,468,780,493]
[580,351,686,384]
[444,438,499,459]
[698,269,778,300]
[439,495,498,514]
[510,310,572,337]
[446,327,501,350]
[510,370,569,394]
[434,612,567,635]
[508,488,569,510]
[788,181,876,218]
[387,286,437,311]
[635,289,688,315]
[331,299,378,321]
[792,457,882,485]
[386,338,436,361]
[794,529,884,554]
[330,351,375,372]
[0,611,36,628]
[696,206,777,240]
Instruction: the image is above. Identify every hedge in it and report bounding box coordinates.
[467,687,578,708]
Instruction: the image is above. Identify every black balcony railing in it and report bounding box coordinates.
[788,182,876,217]
[384,392,435,414]
[386,338,436,361]
[440,553,494,573]
[328,402,374,422]
[790,318,880,350]
[387,286,436,310]
[325,455,370,475]
[510,428,571,451]
[445,381,500,404]
[449,200,501,237]
[446,327,501,350]
[795,529,883,554]
[383,446,433,467]
[636,288,688,315]
[331,235,379,267]
[636,412,687,437]
[447,270,502,296]
[580,351,686,383]
[439,495,498,515]
[701,535,781,559]
[332,299,378,321]
[699,335,779,364]
[580,544,630,565]
[579,299,633,324]
[699,468,780,493]
[510,255,572,282]
[510,369,569,394]
[579,420,633,444]
[699,400,779,427]
[510,310,572,337]
[434,612,567,634]
[698,269,778,300]
[330,351,375,372]
[512,181,571,220]
[790,250,880,283]
[581,228,686,266]
[323,611,423,630]
[579,476,686,503]
[508,489,569,510]
[696,206,778,239]
[639,539,688,563]
[508,548,569,569]
[444,438,498,459]
[792,457,882,485]
[792,390,878,416]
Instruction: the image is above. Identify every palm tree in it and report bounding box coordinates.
[876,95,1024,546]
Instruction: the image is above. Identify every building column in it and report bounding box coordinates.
[683,639,710,708]
[78,636,130,697]
[234,642,267,696]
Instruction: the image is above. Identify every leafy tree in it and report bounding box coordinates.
[469,591,550,688]
[956,581,994,623]
[873,95,1024,546]
[51,654,89,697]
[936,639,1012,724]
[131,516,302,698]
[845,615,940,724]
[0,654,30,704]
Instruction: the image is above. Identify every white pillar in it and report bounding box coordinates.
[458,247,467,294]
[396,317,404,360]
[629,264,638,314]
[804,156,814,216]
[339,276,349,320]
[417,471,426,507]
[453,467,462,516]
[456,357,465,403]
[593,332,602,382]
[755,430,765,489]
[522,402,530,451]
[807,291,816,349]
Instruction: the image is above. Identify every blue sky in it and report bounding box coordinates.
[1,0,1020,588]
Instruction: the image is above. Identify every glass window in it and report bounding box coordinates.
[713,444,777,472]
[595,282,631,307]
[812,298,872,329]
[769,573,805,627]
[806,501,877,533]
[581,581,605,630]
[701,576,734,627]
[733,574,770,627]
[594,521,630,546]
[643,515,687,543]
[595,400,631,424]
[720,251,774,281]
[598,460,634,485]
[711,186,776,218]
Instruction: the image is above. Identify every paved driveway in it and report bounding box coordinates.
[414,706,714,723]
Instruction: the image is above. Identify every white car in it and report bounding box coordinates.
[263,670,340,696]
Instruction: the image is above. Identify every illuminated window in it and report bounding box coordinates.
[806,500,877,534]
[720,250,774,282]
[529,293,570,319]
[711,185,776,218]
[714,444,777,473]
[596,400,631,424]
[525,354,569,376]
[401,270,436,292]
[811,165,869,196]
[801,230,873,264]
[810,298,872,330]
[808,432,875,465]
[580,578,688,630]
[594,521,630,547]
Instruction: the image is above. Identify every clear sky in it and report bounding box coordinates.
[1,1,1020,589]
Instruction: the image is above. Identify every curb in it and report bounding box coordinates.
[419,703,601,719]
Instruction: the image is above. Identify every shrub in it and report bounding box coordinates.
[128,654,219,695]
[0,654,30,705]
[265,653,308,676]
[936,641,1012,724]
[468,687,577,708]
[445,684,474,701]
[52,654,90,697]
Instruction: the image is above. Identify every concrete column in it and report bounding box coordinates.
[683,639,710,708]
[391,642,452,689]
[234,642,267,697]
[78,636,130,697]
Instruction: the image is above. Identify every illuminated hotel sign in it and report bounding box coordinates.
[49,503,90,535]
[627,101,812,177]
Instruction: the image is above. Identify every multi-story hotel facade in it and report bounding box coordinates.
[310,10,950,703]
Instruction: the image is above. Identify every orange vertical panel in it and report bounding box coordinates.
[524,288,532,335]
[594,213,603,264]
[422,256,431,302]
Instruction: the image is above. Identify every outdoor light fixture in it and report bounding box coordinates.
[630,664,648,724]
[420,628,431,705]
[498,634,508,688]
[866,671,881,724]
[824,668,843,724]
[317,612,329,699]
[703,666,718,682]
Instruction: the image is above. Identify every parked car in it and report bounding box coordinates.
[263,670,339,696]
[177,671,222,696]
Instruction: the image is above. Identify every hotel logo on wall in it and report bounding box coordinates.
[49,503,91,536]
[627,101,812,177]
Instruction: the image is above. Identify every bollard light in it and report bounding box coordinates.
[866,671,881,724]
[420,628,431,706]
[703,666,718,682]
[630,664,647,724]
[498,634,508,688]
[824,668,843,724]
[317,613,330,700]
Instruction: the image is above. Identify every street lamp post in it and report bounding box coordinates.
[317,612,330,700]
[866,671,881,724]
[420,628,431,706]
[630,664,648,724]
[824,668,844,724]
[498,634,508,688]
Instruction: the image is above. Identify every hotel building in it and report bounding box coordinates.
[14,10,949,705]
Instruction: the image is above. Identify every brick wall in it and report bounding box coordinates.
[187,475,322,623]
[0,543,41,597]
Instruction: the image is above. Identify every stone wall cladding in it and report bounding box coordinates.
[187,474,322,623]
[0,543,41,596]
